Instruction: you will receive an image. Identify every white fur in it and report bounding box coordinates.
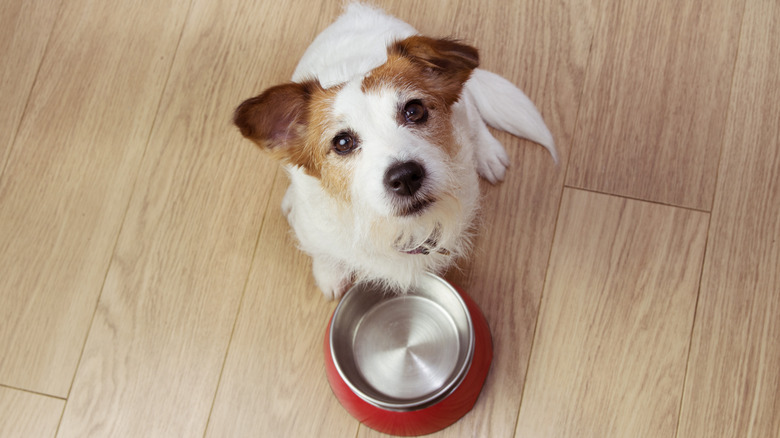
[281,3,556,298]
[465,69,558,163]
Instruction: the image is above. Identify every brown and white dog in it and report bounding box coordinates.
[234,3,557,299]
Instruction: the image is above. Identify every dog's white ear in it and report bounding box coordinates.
[233,81,319,152]
[390,36,479,105]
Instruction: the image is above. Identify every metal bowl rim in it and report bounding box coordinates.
[329,273,475,411]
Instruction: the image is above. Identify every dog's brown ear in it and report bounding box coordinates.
[233,81,319,152]
[390,36,479,104]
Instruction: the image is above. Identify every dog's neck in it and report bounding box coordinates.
[400,245,451,256]
[394,223,450,256]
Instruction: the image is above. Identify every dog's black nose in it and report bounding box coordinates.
[384,161,426,197]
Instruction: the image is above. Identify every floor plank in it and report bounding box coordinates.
[56,0,338,436]
[515,189,708,437]
[53,0,306,435]
[677,0,780,435]
[0,386,63,438]
[566,0,744,210]
[0,0,189,397]
[0,0,60,171]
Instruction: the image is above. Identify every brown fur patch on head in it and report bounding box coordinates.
[234,82,315,148]
[234,81,354,201]
[362,36,479,158]
[233,82,328,173]
[384,36,479,106]
[362,59,454,157]
[303,93,355,200]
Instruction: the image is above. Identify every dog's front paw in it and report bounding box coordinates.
[476,134,510,184]
[311,257,353,300]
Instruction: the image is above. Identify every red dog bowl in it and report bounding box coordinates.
[324,273,492,436]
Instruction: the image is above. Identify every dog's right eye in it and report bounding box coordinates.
[332,132,358,155]
[403,100,428,124]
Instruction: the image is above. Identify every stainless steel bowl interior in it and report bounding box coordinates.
[330,273,474,411]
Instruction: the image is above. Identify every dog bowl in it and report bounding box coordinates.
[324,273,493,436]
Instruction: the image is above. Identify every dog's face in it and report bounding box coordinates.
[234,37,479,222]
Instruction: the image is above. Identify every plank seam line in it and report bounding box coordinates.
[0,0,64,180]
[673,1,749,436]
[0,383,67,401]
[512,0,606,432]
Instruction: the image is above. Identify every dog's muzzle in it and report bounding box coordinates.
[384,160,434,216]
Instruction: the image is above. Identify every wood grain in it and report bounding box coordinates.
[677,0,780,435]
[566,0,744,210]
[515,189,708,437]
[205,179,358,437]
[54,0,320,435]
[0,0,61,171]
[0,0,189,397]
[0,387,63,437]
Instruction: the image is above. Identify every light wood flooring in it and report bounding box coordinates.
[1,0,778,436]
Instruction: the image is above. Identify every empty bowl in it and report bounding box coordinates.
[324,273,493,436]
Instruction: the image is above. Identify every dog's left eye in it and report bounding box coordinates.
[332,132,358,155]
[403,100,428,124]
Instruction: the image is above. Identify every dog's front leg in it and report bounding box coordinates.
[456,92,510,184]
[472,117,510,184]
[311,255,353,300]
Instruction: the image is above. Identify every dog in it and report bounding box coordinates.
[234,3,557,299]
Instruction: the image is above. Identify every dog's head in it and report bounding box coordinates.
[235,36,478,213]
[235,37,479,262]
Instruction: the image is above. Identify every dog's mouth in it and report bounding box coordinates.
[397,197,435,217]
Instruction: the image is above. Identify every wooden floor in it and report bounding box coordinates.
[1,0,778,436]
